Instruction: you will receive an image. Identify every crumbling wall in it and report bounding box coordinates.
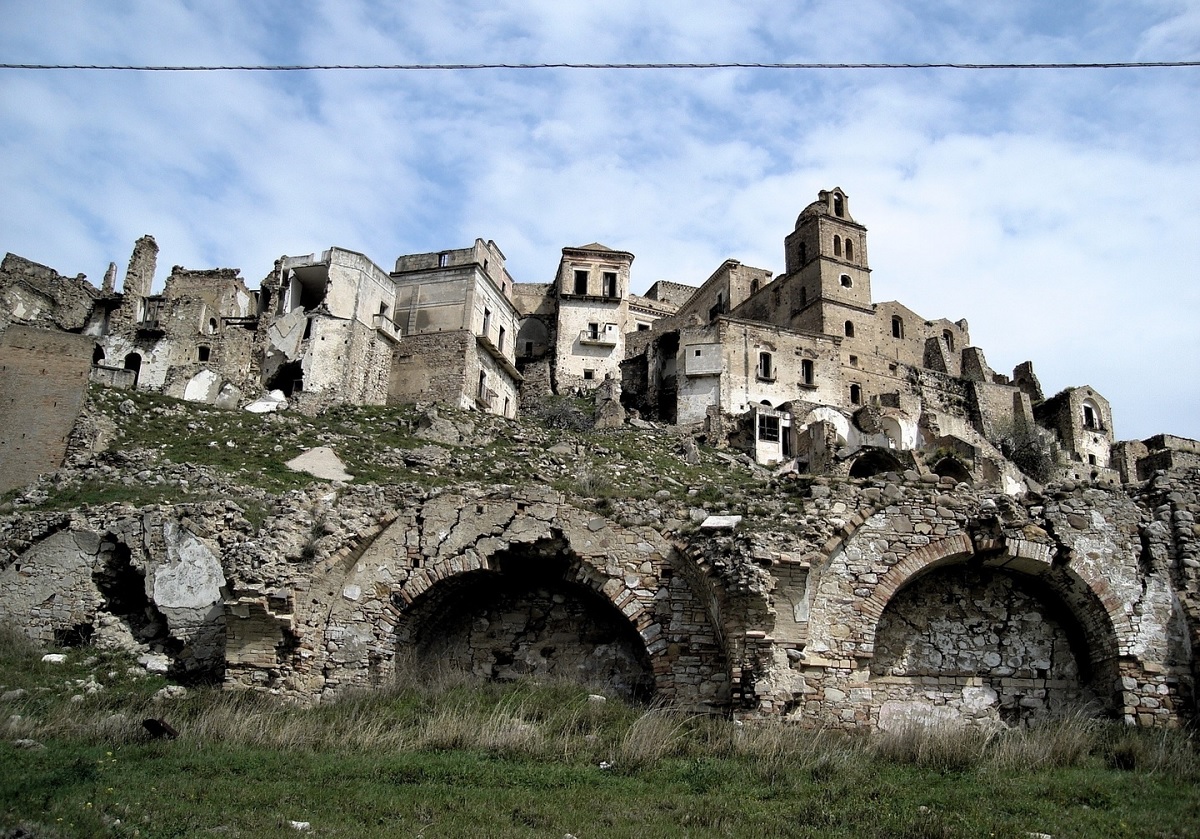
[0,326,95,494]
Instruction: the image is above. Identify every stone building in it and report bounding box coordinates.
[390,239,522,417]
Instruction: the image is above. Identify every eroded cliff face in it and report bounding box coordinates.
[3,459,1196,729]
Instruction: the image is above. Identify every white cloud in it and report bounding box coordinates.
[0,1,1196,440]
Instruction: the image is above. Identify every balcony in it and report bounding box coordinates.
[372,312,402,342]
[475,333,524,381]
[579,327,618,347]
[475,386,498,410]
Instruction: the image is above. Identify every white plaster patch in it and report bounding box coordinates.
[183,369,221,403]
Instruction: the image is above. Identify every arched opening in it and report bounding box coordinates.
[206,317,218,335]
[833,235,842,257]
[848,448,902,478]
[395,539,655,702]
[122,352,142,387]
[849,383,862,405]
[840,274,853,288]
[845,238,854,261]
[833,193,844,217]
[931,456,972,485]
[871,565,1104,727]
[92,345,105,365]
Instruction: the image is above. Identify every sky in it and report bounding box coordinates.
[1,0,1197,441]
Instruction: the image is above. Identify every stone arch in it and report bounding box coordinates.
[931,456,972,485]
[394,536,657,701]
[308,490,732,710]
[848,448,904,478]
[860,534,1129,721]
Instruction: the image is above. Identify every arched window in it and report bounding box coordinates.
[833,235,842,257]
[892,316,904,339]
[844,321,855,338]
[1082,399,1101,430]
[206,317,218,335]
[840,274,853,288]
[92,345,105,365]
[845,238,854,261]
[833,193,844,217]
[123,352,142,388]
[850,383,862,405]
[750,278,759,295]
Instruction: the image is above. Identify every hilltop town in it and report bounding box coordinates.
[1,188,1197,731]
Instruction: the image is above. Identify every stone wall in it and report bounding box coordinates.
[1,452,1196,729]
[0,326,95,494]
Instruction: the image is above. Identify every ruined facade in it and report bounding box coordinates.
[2,187,1199,730]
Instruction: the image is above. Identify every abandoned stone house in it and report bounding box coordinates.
[2,187,1197,496]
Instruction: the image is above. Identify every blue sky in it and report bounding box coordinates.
[2,1,1197,440]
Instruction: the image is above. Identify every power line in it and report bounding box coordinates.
[0,61,1197,72]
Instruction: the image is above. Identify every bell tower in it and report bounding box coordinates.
[783,187,872,335]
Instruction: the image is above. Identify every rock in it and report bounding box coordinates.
[286,447,354,482]
[1,689,28,701]
[289,821,311,831]
[587,694,607,704]
[154,685,188,701]
[402,445,451,469]
[13,738,44,750]
[700,515,742,531]
[41,654,66,664]
[118,399,137,415]
[244,391,288,413]
[138,653,171,674]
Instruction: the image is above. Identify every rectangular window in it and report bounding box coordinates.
[482,308,491,336]
[497,325,505,352]
[587,322,599,339]
[801,359,814,385]
[757,352,773,380]
[602,271,618,297]
[523,340,533,357]
[758,415,780,442]
[438,252,449,268]
[583,369,595,381]
[637,323,650,331]
[573,270,589,295]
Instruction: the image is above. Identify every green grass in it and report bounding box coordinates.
[2,628,1198,838]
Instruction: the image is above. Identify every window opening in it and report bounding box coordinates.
[799,287,807,306]
[757,352,773,380]
[833,235,842,257]
[798,242,807,265]
[497,325,506,352]
[1083,404,1097,430]
[850,383,862,405]
[849,355,858,367]
[602,271,618,298]
[892,316,904,338]
[583,369,595,381]
[92,345,105,365]
[587,322,600,340]
[840,274,853,288]
[637,323,650,331]
[573,270,589,295]
[207,317,218,335]
[482,308,491,336]
[750,278,759,295]
[197,345,210,362]
[845,238,854,261]
[801,359,814,385]
[758,414,780,442]
[833,193,844,217]
[438,252,449,268]
[123,353,142,388]
[942,330,954,351]
[523,340,534,357]
[504,396,511,417]
[844,321,855,338]
[478,371,487,398]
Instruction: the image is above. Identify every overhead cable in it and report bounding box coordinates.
[1,61,1197,72]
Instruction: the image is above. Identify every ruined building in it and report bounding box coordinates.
[1,188,1198,730]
